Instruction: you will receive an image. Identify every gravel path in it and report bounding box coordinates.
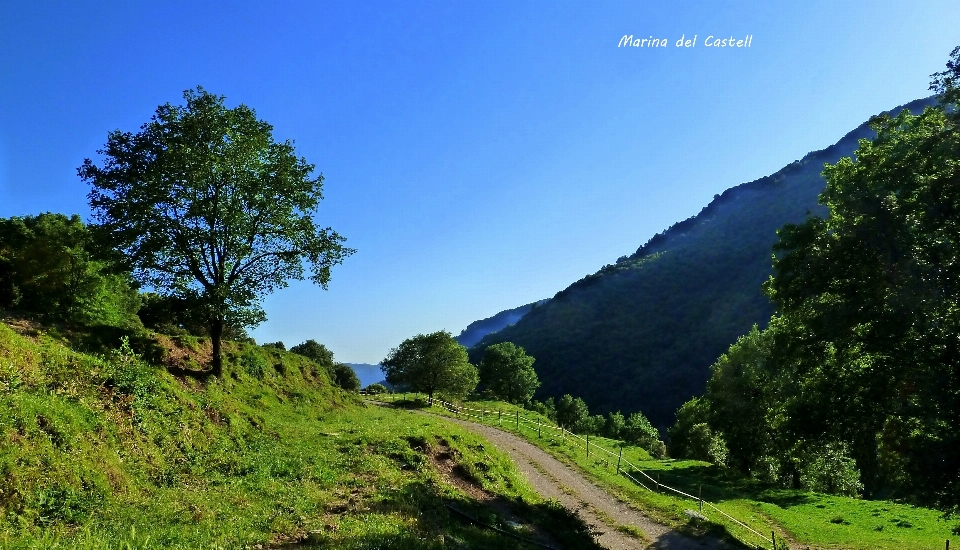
[436,414,736,550]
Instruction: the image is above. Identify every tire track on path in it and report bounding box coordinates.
[404,404,738,550]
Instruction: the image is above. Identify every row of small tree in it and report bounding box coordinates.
[285,339,361,392]
[380,330,666,457]
[528,395,665,457]
[379,331,539,403]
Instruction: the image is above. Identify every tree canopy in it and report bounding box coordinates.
[79,87,354,376]
[555,394,590,433]
[679,47,960,506]
[332,363,361,392]
[478,342,540,405]
[0,213,140,327]
[290,339,337,380]
[380,331,478,400]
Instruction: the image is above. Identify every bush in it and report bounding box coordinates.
[799,442,863,497]
[240,349,268,380]
[527,398,556,422]
[138,293,250,340]
[603,411,626,439]
[290,339,336,380]
[103,337,157,398]
[365,383,388,394]
[555,394,590,433]
[623,411,662,452]
[668,397,710,458]
[333,363,360,392]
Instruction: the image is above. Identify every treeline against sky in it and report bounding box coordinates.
[670,48,960,508]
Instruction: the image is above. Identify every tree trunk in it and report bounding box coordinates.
[211,317,224,378]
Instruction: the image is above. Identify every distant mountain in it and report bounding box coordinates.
[470,97,937,431]
[454,299,549,348]
[345,363,385,388]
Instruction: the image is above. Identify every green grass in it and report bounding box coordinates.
[386,394,959,550]
[0,322,600,549]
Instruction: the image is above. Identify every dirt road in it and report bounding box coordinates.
[438,414,736,550]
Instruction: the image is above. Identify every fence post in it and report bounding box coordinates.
[771,531,775,550]
[498,408,502,426]
[538,418,542,438]
[481,407,484,422]
[946,540,950,550]
[516,410,519,431]
[586,434,590,458]
[561,425,565,444]
[698,485,702,513]
[617,445,622,474]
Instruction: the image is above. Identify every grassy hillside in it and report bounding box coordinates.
[471,97,938,430]
[0,318,598,549]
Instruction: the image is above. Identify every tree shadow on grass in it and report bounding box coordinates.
[284,480,603,550]
[631,461,813,509]
[752,488,815,509]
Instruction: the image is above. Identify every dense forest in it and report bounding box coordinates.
[454,299,548,348]
[670,48,960,509]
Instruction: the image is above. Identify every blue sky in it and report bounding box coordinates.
[1,1,958,364]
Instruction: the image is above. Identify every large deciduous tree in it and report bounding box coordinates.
[380,331,478,401]
[689,47,960,504]
[478,342,540,405]
[79,87,354,377]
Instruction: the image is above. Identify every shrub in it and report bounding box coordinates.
[240,349,268,380]
[527,398,556,422]
[623,411,662,452]
[103,337,156,398]
[290,339,336,379]
[603,411,625,439]
[333,363,360,392]
[799,442,863,497]
[668,397,710,458]
[555,394,590,433]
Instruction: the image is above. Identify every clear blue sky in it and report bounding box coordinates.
[1,1,958,363]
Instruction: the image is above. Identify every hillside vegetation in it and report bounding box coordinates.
[675,55,960,512]
[0,319,597,549]
[385,393,960,550]
[454,300,548,349]
[471,97,937,430]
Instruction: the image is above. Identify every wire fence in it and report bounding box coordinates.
[370,391,779,549]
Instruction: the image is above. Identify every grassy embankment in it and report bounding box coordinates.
[0,320,600,549]
[380,394,959,550]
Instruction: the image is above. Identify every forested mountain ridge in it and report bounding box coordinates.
[470,96,938,431]
[454,299,549,348]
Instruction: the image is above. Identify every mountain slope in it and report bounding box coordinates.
[470,97,937,431]
[454,299,549,348]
